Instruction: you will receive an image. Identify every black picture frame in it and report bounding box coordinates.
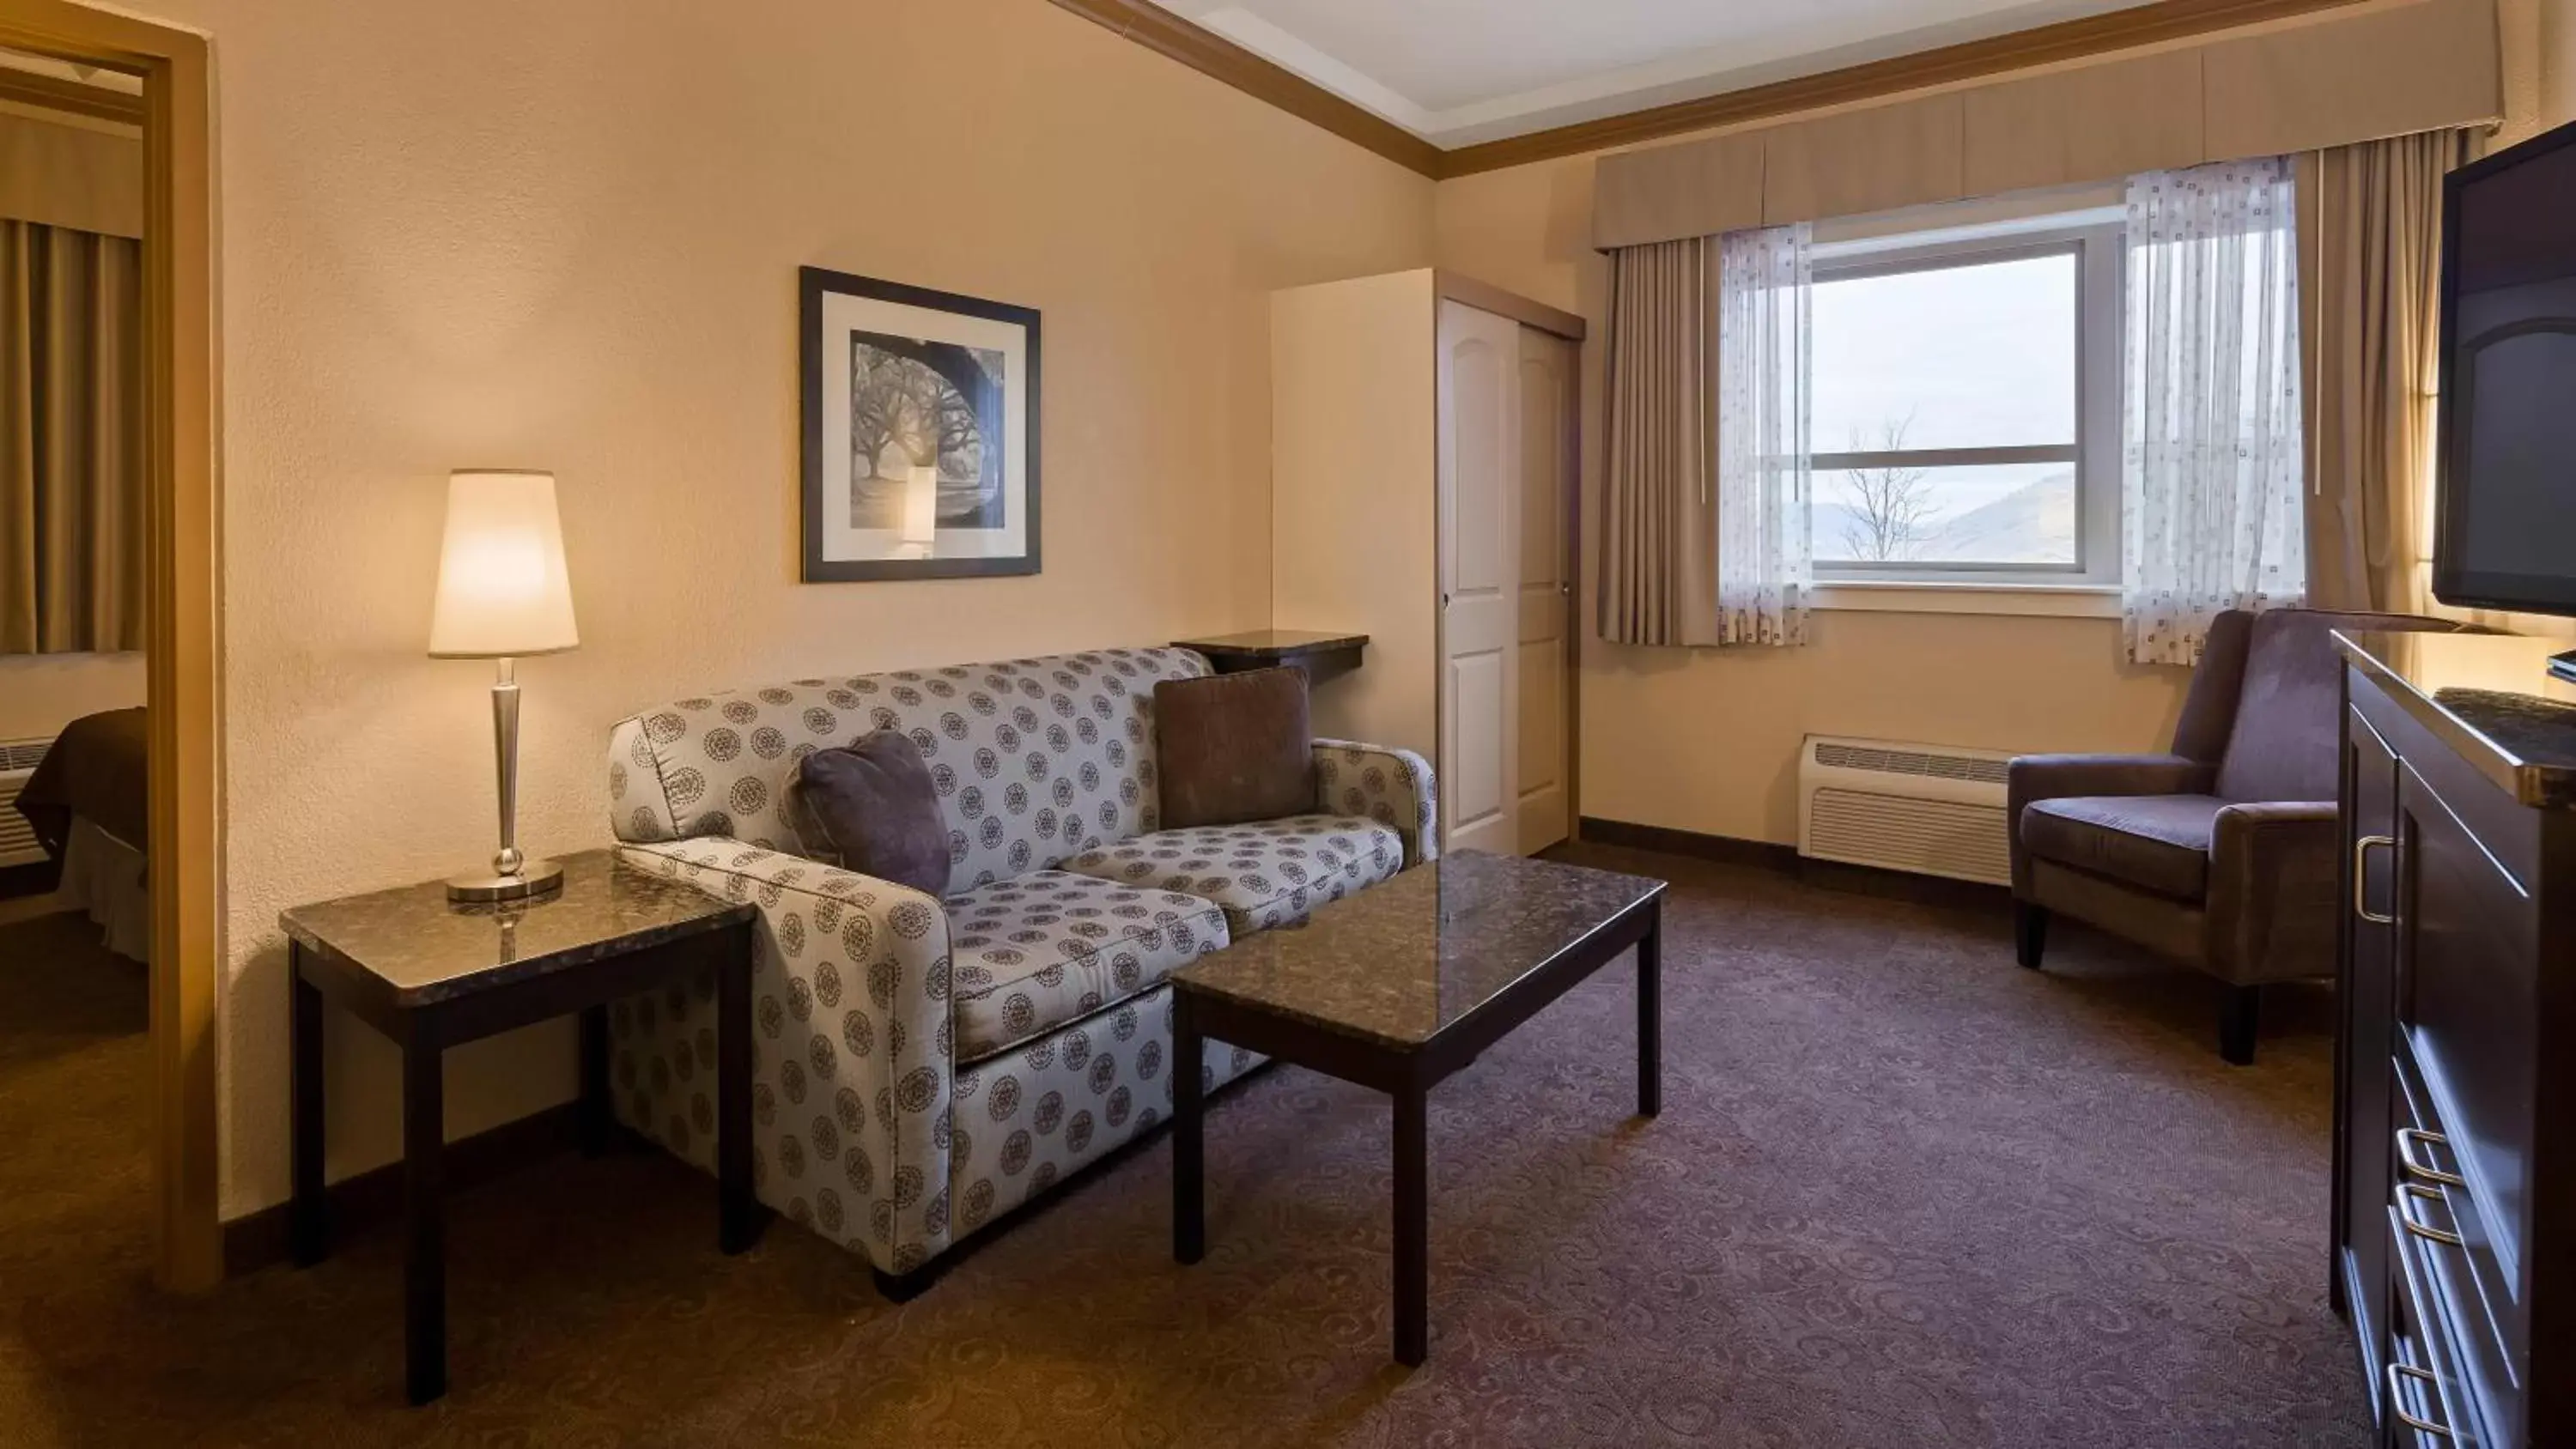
[799,265,1042,582]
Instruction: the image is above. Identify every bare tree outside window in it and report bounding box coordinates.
[1835,417,1935,562]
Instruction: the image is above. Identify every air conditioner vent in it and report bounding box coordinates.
[1798,734,2018,887]
[0,735,56,868]
[1812,741,2009,786]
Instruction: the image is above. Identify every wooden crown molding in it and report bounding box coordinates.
[1055,0,2373,181]
[1048,0,1441,177]
[1439,0,2367,176]
[0,63,145,126]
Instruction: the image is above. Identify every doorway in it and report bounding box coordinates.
[0,0,218,1294]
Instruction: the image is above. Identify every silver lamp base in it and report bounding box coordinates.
[446,858,563,903]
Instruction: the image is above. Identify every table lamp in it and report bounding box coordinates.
[428,470,580,902]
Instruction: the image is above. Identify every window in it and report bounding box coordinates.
[1808,214,2123,587]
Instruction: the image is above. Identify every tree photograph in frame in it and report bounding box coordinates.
[801,266,1040,580]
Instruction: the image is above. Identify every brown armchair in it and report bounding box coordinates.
[2010,608,2471,1064]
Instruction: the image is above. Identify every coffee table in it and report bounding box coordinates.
[1170,850,1667,1366]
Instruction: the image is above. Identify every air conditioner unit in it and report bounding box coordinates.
[0,737,57,870]
[1797,734,2016,887]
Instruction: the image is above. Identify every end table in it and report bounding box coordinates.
[1170,629,1368,686]
[280,848,760,1404]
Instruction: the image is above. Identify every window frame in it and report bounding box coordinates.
[1807,218,2125,589]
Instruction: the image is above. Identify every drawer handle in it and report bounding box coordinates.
[2397,1128,2468,1188]
[2387,1362,2455,1440]
[2397,1182,2465,1247]
[2354,834,2396,924]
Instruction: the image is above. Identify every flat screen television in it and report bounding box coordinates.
[2434,119,2576,665]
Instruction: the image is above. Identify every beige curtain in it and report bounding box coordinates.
[2297,129,2471,615]
[2,218,144,654]
[1598,238,1723,646]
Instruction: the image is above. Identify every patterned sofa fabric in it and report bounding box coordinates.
[945,870,1229,1064]
[1312,738,1439,869]
[601,646,1443,1276]
[605,649,1211,893]
[951,985,1263,1241]
[1062,814,1402,936]
[610,839,959,1276]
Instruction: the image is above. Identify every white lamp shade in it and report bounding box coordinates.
[428,470,580,658]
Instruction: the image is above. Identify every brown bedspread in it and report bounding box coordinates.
[14,706,147,858]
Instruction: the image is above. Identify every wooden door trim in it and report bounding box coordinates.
[1051,0,2366,181]
[0,0,223,1294]
[0,62,143,124]
[1436,270,1586,343]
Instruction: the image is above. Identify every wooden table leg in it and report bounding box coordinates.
[1172,993,1205,1265]
[403,1030,447,1406]
[717,926,760,1255]
[1637,902,1662,1119]
[289,949,329,1267]
[1393,1081,1429,1367]
[579,1003,611,1157]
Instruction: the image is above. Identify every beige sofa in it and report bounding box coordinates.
[601,646,1436,1294]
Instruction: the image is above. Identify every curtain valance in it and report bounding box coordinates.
[0,112,143,239]
[1593,0,2500,250]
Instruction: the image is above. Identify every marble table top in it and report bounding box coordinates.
[280,849,753,1008]
[1170,629,1369,661]
[1173,851,1666,1050]
[2338,630,2576,808]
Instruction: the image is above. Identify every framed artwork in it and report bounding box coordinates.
[800,265,1041,581]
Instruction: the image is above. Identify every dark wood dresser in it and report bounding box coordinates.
[2334,630,2576,1447]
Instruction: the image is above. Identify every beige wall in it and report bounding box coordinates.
[0,652,146,741]
[138,0,1431,1220]
[1435,154,2191,845]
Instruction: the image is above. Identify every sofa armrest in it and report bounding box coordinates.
[615,838,957,1276]
[1313,738,1439,868]
[2008,753,2215,895]
[2207,802,2341,985]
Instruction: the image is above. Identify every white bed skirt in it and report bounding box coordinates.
[58,815,150,965]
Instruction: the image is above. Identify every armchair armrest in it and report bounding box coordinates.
[2008,753,2216,895]
[1313,738,1439,868]
[615,838,956,1276]
[2207,802,2341,984]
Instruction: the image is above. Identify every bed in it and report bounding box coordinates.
[13,706,150,963]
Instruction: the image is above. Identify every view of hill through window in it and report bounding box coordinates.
[1810,249,2080,568]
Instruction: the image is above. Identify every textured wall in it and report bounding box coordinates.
[142,0,1432,1219]
[1432,149,2193,847]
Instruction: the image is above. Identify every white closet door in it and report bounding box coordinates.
[1437,300,1522,858]
[1516,327,1576,854]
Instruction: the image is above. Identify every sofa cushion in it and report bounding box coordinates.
[2020,795,2223,901]
[787,730,951,896]
[946,870,1228,1064]
[1060,813,1403,935]
[605,648,1212,894]
[1154,668,1314,829]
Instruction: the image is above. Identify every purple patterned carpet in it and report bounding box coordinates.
[0,845,2368,1446]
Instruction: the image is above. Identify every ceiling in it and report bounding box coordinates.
[1145,0,2163,149]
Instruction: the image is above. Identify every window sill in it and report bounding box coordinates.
[1810,580,2122,619]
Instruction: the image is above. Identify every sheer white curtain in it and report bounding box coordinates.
[2123,157,2306,664]
[1716,222,1814,646]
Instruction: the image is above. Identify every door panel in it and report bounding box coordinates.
[2397,758,2534,1384]
[1438,301,1521,857]
[1447,652,1507,830]
[1514,329,1574,853]
[2340,701,2400,1399]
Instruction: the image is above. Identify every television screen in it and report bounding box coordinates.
[2435,124,2576,616]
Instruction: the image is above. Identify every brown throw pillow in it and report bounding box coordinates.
[1155,667,1315,830]
[787,729,952,898]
